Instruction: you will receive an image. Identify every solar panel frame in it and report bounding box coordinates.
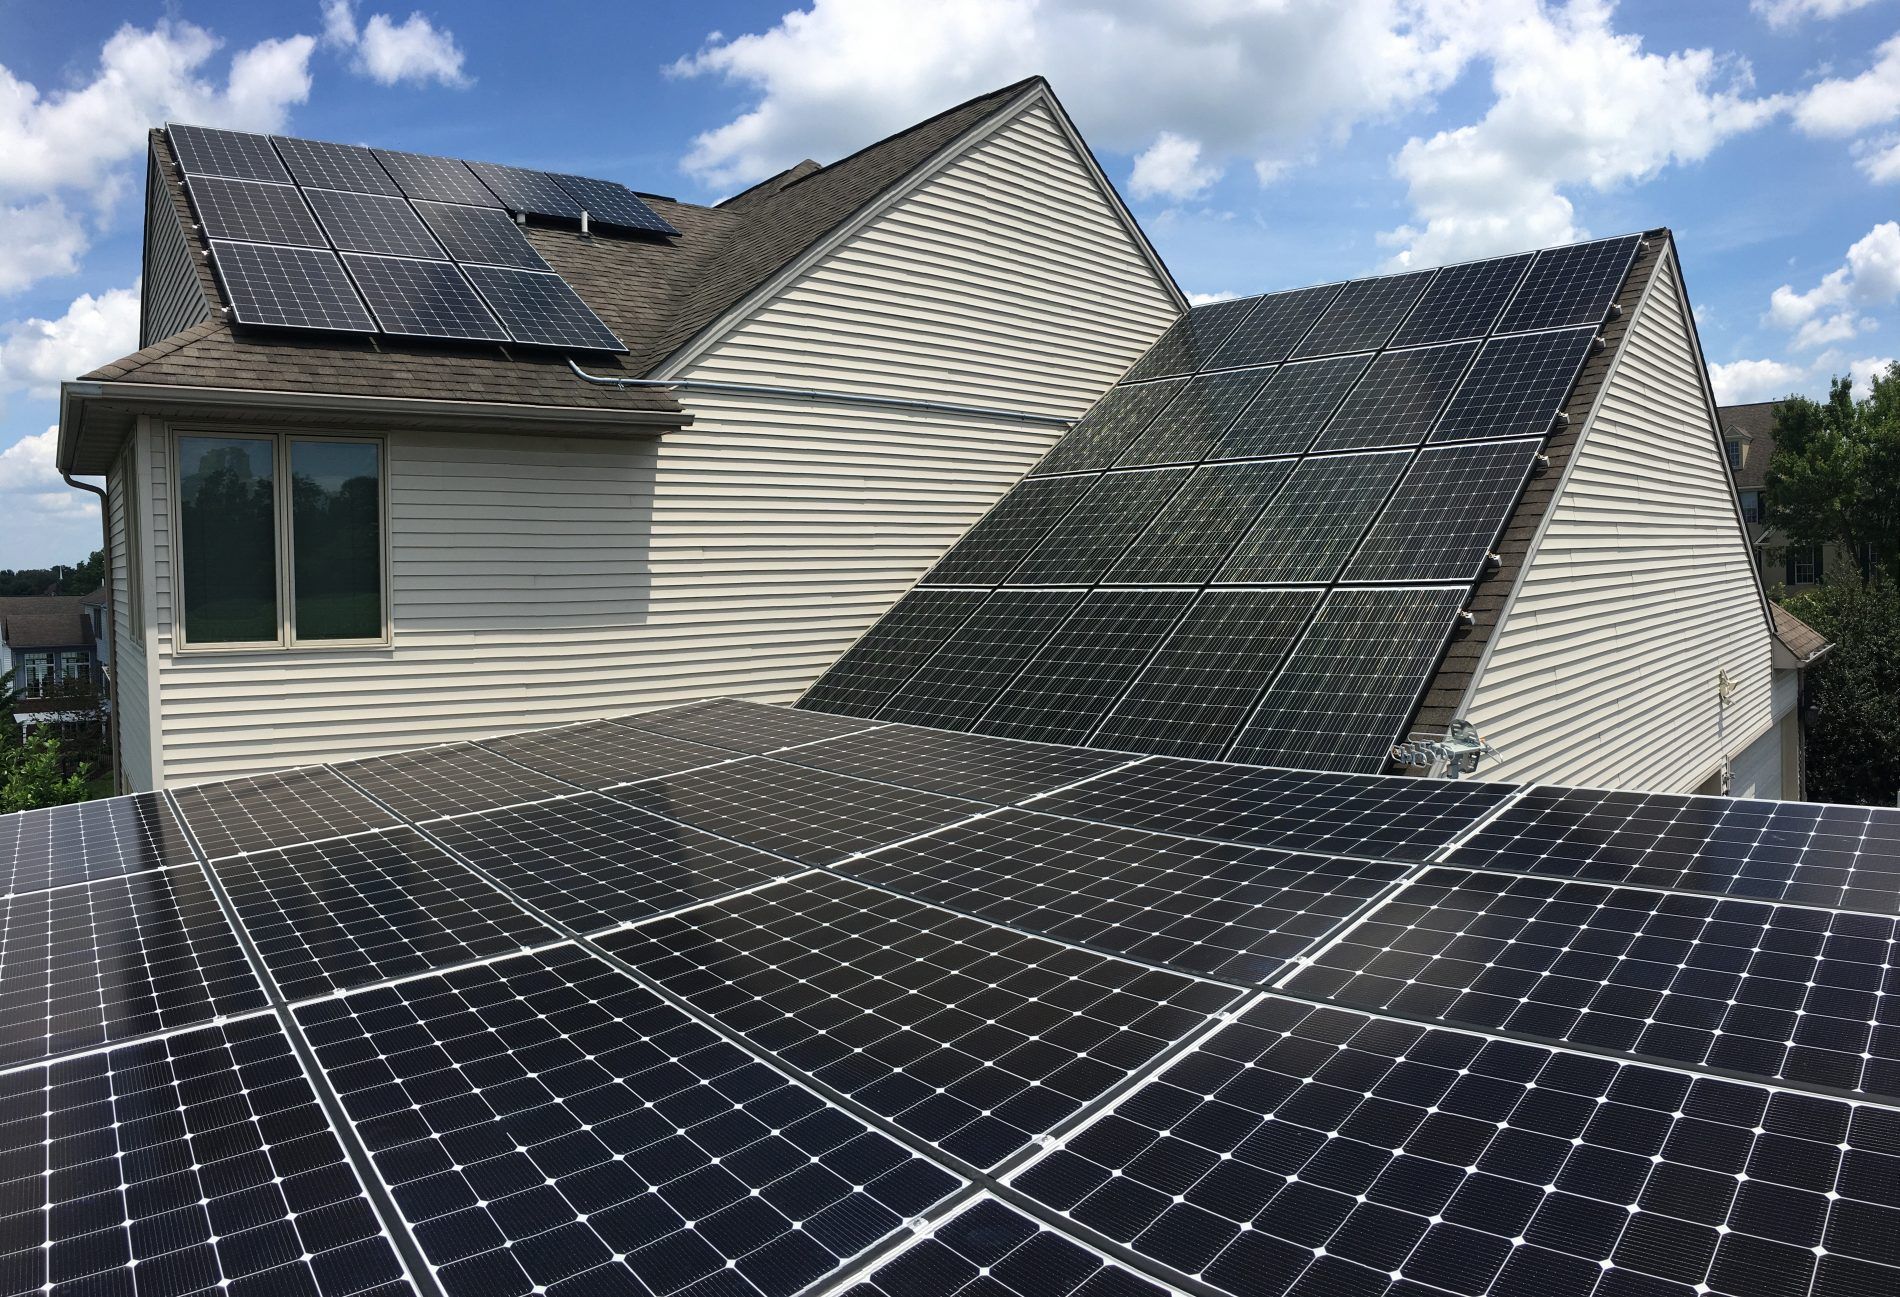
[464,160,584,217]
[0,794,195,896]
[209,240,378,333]
[923,475,1101,587]
[550,172,680,235]
[476,717,733,789]
[340,253,512,342]
[1204,283,1344,370]
[1103,459,1295,586]
[800,589,993,718]
[1032,379,1188,477]
[167,124,292,182]
[411,199,550,269]
[1343,437,1544,584]
[1307,339,1480,452]
[779,723,1133,804]
[1215,450,1413,584]
[1496,233,1644,333]
[1388,251,1536,347]
[370,147,504,206]
[1430,325,1597,444]
[1290,269,1435,358]
[1009,469,1192,586]
[187,175,327,248]
[1121,296,1260,382]
[1112,368,1277,468]
[1208,353,1372,460]
[460,263,626,351]
[304,187,445,258]
[170,763,402,859]
[877,589,1087,731]
[271,134,404,195]
[623,696,884,754]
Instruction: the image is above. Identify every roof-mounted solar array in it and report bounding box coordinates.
[801,232,1648,772]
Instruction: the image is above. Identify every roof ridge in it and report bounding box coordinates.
[82,318,225,381]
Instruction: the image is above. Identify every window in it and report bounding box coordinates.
[1740,490,1762,523]
[1787,545,1823,586]
[1724,439,1742,471]
[18,652,53,695]
[174,432,386,649]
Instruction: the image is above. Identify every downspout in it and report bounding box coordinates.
[61,472,121,796]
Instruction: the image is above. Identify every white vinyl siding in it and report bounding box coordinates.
[1461,251,1775,793]
[107,440,154,791]
[1730,713,1784,800]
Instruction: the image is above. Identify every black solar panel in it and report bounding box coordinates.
[1093,590,1320,760]
[979,591,1197,746]
[189,176,326,247]
[1291,269,1435,358]
[371,147,503,206]
[626,696,881,753]
[1217,451,1412,584]
[210,240,377,333]
[878,590,1086,731]
[465,161,583,217]
[171,764,401,859]
[842,1196,1168,1297]
[1010,469,1190,585]
[305,188,444,257]
[843,807,1403,983]
[272,135,403,195]
[168,124,291,182]
[412,199,550,269]
[602,874,1239,1168]
[477,717,731,789]
[551,173,680,235]
[340,253,510,342]
[1105,459,1294,585]
[1497,233,1643,333]
[1308,340,1479,452]
[1389,251,1535,346]
[461,263,625,350]
[1431,325,1597,443]
[0,794,194,895]
[296,945,962,1297]
[1204,284,1343,369]
[1209,353,1372,459]
[428,791,804,933]
[1121,297,1258,381]
[780,723,1131,804]
[800,590,991,718]
[1032,379,1186,476]
[1227,586,1467,771]
[1344,437,1544,583]
[331,741,574,821]
[924,475,1099,586]
[1113,368,1276,467]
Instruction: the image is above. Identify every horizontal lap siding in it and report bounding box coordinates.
[1463,253,1774,793]
[107,452,152,792]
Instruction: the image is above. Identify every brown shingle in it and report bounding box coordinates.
[1771,603,1831,663]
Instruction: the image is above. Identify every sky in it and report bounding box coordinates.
[0,0,1897,566]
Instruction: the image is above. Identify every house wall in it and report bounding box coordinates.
[1461,250,1776,793]
[140,148,210,348]
[107,439,154,792]
[1729,712,1783,799]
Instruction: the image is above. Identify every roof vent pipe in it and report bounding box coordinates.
[579,209,590,237]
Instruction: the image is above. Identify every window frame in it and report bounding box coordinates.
[1739,490,1762,524]
[169,427,392,654]
[1786,545,1822,586]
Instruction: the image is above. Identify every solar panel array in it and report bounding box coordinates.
[3,697,1900,1297]
[170,123,655,349]
[801,233,1645,773]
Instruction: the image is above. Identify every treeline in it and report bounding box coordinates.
[0,550,104,596]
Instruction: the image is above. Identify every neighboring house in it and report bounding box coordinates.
[58,78,1181,790]
[1,590,109,733]
[1720,399,1866,592]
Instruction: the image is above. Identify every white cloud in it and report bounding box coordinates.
[1862,135,1900,181]
[319,1,469,87]
[1770,222,1900,337]
[0,201,87,297]
[1752,0,1883,26]
[1789,309,1869,349]
[1842,353,1898,390]
[1792,33,1900,137]
[1187,289,1240,305]
[321,0,359,47]
[0,285,139,400]
[1708,357,1807,404]
[0,426,98,567]
[1130,132,1219,201]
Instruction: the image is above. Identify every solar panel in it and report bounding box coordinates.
[295,945,962,1297]
[412,199,550,269]
[1113,368,1276,467]
[330,741,574,821]
[428,791,804,933]
[271,135,403,195]
[613,756,986,865]
[1011,993,1900,1297]
[477,717,732,789]
[800,590,992,718]
[1209,353,1372,459]
[1032,379,1186,476]
[978,591,1198,746]
[167,124,291,182]
[1430,325,1596,444]
[340,253,511,342]
[601,874,1240,1168]
[551,173,680,235]
[1204,284,1344,369]
[1105,460,1294,585]
[1217,450,1412,584]
[460,263,626,350]
[210,240,377,333]
[842,1196,1169,1297]
[206,826,549,1001]
[1343,437,1544,583]
[1121,297,1258,381]
[842,807,1403,984]
[625,696,882,754]
[1497,233,1643,333]
[1010,469,1190,585]
[1031,755,1519,861]
[171,764,401,859]
[780,723,1131,803]
[877,590,1086,730]
[188,175,326,247]
[0,870,266,1068]
[924,475,1100,586]
[370,147,502,206]
[0,794,194,895]
[1292,867,1900,1097]
[1308,340,1479,452]
[464,160,583,217]
[1446,785,1900,913]
[1389,251,1535,346]
[0,1017,411,1297]
[1290,269,1435,358]
[305,187,444,257]
[1227,586,1467,771]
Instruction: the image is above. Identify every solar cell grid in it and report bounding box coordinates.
[1010,993,1900,1297]
[550,173,680,235]
[1035,380,1189,477]
[602,873,1240,1168]
[924,475,1101,586]
[1307,339,1479,452]
[210,240,377,333]
[461,263,626,351]
[0,1016,410,1297]
[189,175,327,247]
[878,590,1086,731]
[1208,353,1371,460]
[167,124,292,182]
[1113,368,1275,467]
[1290,269,1435,358]
[341,254,511,341]
[1389,251,1535,347]
[1121,297,1259,382]
[476,717,732,789]
[330,741,575,822]
[1010,469,1190,586]
[428,791,804,934]
[1104,460,1294,585]
[779,723,1132,804]
[1497,233,1643,333]
[1227,586,1468,772]
[626,695,883,753]
[464,161,583,217]
[1344,437,1544,584]
[305,188,445,258]
[171,764,401,860]
[1093,590,1319,761]
[800,590,992,718]
[370,148,502,206]
[206,826,550,1002]
[842,807,1404,984]
[1204,284,1343,370]
[1216,450,1412,584]
[1,794,194,896]
[412,199,550,269]
[1286,867,1900,1099]
[295,945,963,1297]
[271,135,403,195]
[0,869,266,1068]
[1430,325,1597,444]
[840,1196,1169,1297]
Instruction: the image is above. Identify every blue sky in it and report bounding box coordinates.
[1,0,1896,566]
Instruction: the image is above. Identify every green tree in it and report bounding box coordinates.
[1784,581,1900,807]
[1765,362,1900,587]
[0,669,94,811]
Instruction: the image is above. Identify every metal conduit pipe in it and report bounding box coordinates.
[60,472,122,796]
[567,358,1074,427]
